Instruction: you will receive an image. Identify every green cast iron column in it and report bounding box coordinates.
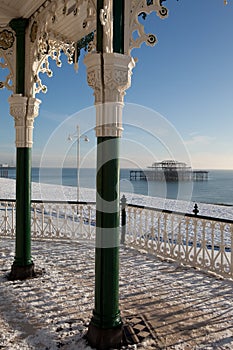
[87,0,125,348]
[92,137,121,329]
[113,0,124,53]
[15,148,32,267]
[9,18,34,279]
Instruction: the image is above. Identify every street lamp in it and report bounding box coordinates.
[68,125,89,202]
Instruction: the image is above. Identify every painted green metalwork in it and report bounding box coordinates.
[96,0,104,52]
[75,32,95,63]
[88,0,125,338]
[9,19,33,271]
[9,18,28,94]
[14,148,33,266]
[113,0,124,53]
[92,137,121,328]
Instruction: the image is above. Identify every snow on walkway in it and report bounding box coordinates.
[1,177,233,349]
[0,238,233,349]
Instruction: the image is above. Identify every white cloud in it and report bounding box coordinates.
[185,134,215,146]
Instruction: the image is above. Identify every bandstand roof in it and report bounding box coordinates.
[0,1,169,95]
[0,0,96,42]
[0,1,46,26]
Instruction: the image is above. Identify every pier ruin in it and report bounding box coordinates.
[130,160,208,182]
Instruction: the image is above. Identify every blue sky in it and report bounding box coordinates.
[0,0,233,169]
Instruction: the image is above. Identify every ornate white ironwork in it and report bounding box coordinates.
[125,205,233,279]
[99,0,113,53]
[31,36,76,94]
[125,0,168,54]
[31,202,96,240]
[0,201,15,238]
[84,52,135,104]
[0,200,96,240]
[1,199,233,279]
[8,94,41,147]
[0,0,167,96]
[84,52,135,137]
[26,0,96,96]
[0,27,16,91]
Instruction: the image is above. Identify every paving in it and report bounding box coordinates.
[0,238,233,349]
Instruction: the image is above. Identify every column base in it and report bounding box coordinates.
[8,262,35,281]
[87,322,123,350]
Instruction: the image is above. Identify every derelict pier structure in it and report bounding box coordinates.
[130,160,209,182]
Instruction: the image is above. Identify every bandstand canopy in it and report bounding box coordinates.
[0,0,97,44]
[0,1,47,26]
[0,1,168,96]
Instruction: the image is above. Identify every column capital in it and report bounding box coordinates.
[84,52,135,137]
[8,94,41,148]
[84,52,135,103]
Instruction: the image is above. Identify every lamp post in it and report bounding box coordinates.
[68,125,89,202]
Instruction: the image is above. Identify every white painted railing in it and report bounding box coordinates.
[1,198,233,279]
[31,200,96,241]
[0,200,96,241]
[0,200,16,237]
[124,203,233,279]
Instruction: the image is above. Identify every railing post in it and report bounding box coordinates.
[121,195,127,244]
[193,203,199,216]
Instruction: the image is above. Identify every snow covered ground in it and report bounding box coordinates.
[0,239,233,349]
[0,177,233,220]
[1,177,233,349]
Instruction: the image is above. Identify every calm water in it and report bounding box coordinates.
[3,168,233,205]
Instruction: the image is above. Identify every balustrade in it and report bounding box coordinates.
[0,198,233,279]
[123,203,233,279]
[0,199,96,241]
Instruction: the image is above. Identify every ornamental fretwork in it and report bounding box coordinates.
[0,0,167,96]
[125,0,168,54]
[26,0,96,96]
[0,28,16,91]
[29,0,168,96]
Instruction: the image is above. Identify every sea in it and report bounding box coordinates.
[2,168,233,206]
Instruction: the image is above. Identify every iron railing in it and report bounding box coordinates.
[1,198,233,279]
[0,199,96,241]
[123,201,233,279]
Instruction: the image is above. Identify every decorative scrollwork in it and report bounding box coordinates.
[30,21,38,43]
[147,34,157,45]
[0,28,16,92]
[0,30,15,50]
[125,0,169,54]
[100,0,113,53]
[33,37,75,94]
[75,31,95,62]
[26,0,96,96]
